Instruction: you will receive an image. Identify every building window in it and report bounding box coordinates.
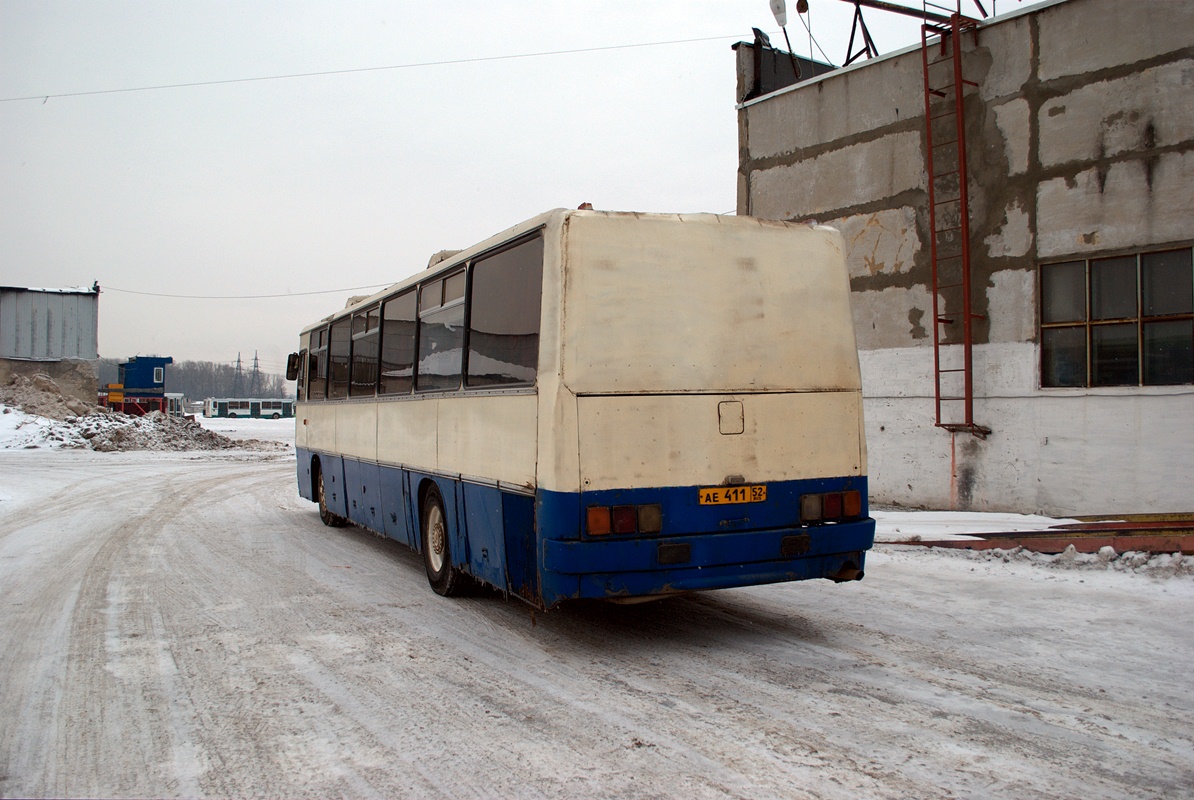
[154,366,164,384]
[1040,247,1193,387]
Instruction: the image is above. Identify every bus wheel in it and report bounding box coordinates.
[421,485,469,596]
[271,413,281,419]
[316,462,346,527]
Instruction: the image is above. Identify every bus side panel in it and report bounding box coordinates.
[462,483,507,590]
[380,465,414,547]
[296,447,315,502]
[502,492,539,605]
[319,454,349,519]
[344,458,382,532]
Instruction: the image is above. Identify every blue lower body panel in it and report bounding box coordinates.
[296,448,874,610]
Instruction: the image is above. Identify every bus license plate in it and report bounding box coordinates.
[698,485,767,505]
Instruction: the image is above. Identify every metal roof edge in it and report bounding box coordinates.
[736,0,1070,110]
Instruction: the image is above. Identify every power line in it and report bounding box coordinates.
[103,284,389,300]
[1,33,747,104]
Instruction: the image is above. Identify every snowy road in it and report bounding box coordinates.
[1,443,1191,798]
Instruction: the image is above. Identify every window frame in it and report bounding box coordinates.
[307,326,329,401]
[464,233,545,389]
[1039,245,1193,388]
[349,304,381,398]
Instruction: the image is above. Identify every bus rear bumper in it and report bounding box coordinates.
[540,518,875,604]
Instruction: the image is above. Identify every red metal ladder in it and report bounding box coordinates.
[921,14,990,439]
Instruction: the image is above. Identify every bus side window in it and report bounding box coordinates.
[309,328,329,400]
[380,290,417,395]
[350,305,380,397]
[467,235,544,388]
[417,271,466,392]
[329,318,352,399]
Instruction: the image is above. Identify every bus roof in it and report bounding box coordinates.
[296,209,801,336]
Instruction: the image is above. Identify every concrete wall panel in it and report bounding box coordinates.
[861,344,1194,515]
[976,15,1034,101]
[750,131,924,219]
[745,55,923,160]
[1037,151,1194,257]
[983,200,1033,259]
[993,98,1031,175]
[837,206,921,279]
[1040,60,1194,168]
[1038,0,1194,81]
[852,285,935,352]
[985,270,1035,346]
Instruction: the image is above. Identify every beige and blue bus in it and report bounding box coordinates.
[289,209,874,609]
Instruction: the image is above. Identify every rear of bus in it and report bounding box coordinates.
[535,212,874,605]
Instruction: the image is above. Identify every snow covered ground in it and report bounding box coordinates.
[1,403,1192,798]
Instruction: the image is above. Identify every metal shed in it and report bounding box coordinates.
[0,284,100,360]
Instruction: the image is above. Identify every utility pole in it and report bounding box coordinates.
[251,351,262,396]
[233,352,244,396]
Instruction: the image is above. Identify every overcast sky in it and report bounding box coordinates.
[0,1,952,376]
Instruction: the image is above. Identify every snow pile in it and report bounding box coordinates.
[0,373,96,420]
[0,405,286,453]
[879,542,1194,577]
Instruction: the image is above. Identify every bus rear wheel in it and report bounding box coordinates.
[421,485,470,597]
[316,462,347,527]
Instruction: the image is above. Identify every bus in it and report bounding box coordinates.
[288,209,875,609]
[203,398,295,419]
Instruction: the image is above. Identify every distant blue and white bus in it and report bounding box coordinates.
[203,398,294,419]
[289,209,875,609]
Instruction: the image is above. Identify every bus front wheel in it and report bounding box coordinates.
[421,486,470,597]
[316,463,347,527]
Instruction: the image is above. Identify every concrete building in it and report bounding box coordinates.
[0,284,100,406]
[735,0,1192,515]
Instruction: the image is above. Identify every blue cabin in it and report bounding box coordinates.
[118,356,173,399]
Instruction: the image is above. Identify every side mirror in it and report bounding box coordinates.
[286,352,301,381]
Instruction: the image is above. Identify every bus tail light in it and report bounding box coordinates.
[587,506,612,536]
[638,504,663,534]
[801,489,864,524]
[823,492,843,519]
[586,503,664,536]
[612,505,637,534]
[801,493,822,523]
[843,490,862,518]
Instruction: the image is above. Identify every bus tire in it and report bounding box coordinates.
[271,412,281,419]
[316,462,347,527]
[421,485,470,597]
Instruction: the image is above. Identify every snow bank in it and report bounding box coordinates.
[878,542,1194,577]
[0,405,286,453]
